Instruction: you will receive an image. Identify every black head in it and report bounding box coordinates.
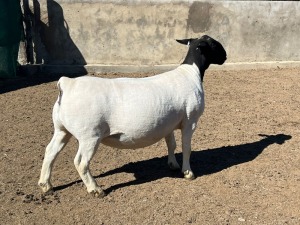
[176,35,227,80]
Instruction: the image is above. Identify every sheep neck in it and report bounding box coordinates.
[181,50,210,82]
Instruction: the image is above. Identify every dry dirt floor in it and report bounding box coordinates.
[0,67,300,225]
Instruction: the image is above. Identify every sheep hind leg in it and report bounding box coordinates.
[74,138,105,198]
[38,129,72,194]
[165,132,180,171]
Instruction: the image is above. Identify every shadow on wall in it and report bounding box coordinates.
[53,133,291,195]
[20,0,87,73]
[31,0,86,66]
[0,0,88,93]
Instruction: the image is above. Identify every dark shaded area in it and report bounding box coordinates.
[0,0,23,78]
[0,71,83,94]
[30,0,86,65]
[0,0,88,92]
[187,2,212,33]
[0,0,23,46]
[54,133,292,195]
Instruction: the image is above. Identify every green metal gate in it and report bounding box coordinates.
[0,0,23,78]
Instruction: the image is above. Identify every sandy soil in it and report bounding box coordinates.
[0,68,300,225]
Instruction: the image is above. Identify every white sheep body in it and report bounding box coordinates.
[57,63,203,149]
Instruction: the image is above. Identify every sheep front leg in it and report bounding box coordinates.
[181,126,195,180]
[165,132,180,170]
[74,138,105,198]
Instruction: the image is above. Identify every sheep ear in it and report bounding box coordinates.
[176,39,194,46]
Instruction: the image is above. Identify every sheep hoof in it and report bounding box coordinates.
[38,182,53,194]
[168,162,180,171]
[183,170,195,180]
[89,189,106,198]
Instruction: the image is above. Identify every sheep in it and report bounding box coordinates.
[38,35,227,197]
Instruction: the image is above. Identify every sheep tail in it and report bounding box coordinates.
[57,78,64,106]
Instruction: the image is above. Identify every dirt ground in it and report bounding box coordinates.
[0,67,300,225]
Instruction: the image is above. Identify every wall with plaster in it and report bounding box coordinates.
[24,0,300,67]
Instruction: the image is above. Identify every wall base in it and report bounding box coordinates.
[20,61,300,77]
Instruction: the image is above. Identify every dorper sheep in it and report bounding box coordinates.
[38,35,227,197]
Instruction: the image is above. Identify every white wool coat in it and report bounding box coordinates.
[55,63,204,149]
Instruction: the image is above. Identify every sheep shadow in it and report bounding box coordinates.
[54,133,291,194]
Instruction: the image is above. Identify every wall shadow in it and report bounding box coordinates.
[54,133,291,195]
[32,0,86,66]
[0,0,88,93]
[0,72,80,94]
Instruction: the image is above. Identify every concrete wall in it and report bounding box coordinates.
[22,0,300,72]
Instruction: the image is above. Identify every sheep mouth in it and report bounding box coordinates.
[215,56,227,65]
